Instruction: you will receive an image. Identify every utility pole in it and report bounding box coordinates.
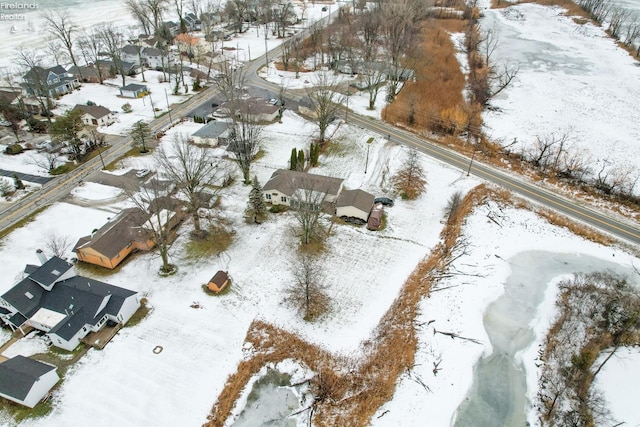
[467,150,476,176]
[149,95,157,118]
[164,88,173,125]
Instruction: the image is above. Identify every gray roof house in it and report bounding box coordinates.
[0,254,141,351]
[119,83,148,98]
[22,65,80,98]
[263,169,344,207]
[192,121,231,146]
[336,189,375,222]
[73,104,116,127]
[216,97,280,123]
[0,356,59,408]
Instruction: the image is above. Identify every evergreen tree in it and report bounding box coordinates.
[13,174,25,190]
[297,149,305,171]
[130,120,152,153]
[192,74,201,91]
[247,176,267,224]
[310,143,320,167]
[290,147,297,171]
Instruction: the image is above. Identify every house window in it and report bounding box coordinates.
[281,196,287,203]
[265,194,271,200]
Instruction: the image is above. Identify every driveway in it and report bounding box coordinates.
[0,169,56,185]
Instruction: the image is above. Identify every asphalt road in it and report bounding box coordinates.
[1,9,638,247]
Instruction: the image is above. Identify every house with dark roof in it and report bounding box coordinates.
[119,83,148,98]
[0,356,59,408]
[95,59,137,76]
[263,169,344,207]
[73,104,116,127]
[336,189,375,223]
[216,97,280,123]
[207,271,229,293]
[0,255,140,351]
[73,207,154,269]
[67,65,103,84]
[22,65,79,98]
[192,121,231,146]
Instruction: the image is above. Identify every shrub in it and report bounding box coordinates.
[122,103,133,113]
[5,144,23,155]
[269,204,288,213]
[86,100,96,106]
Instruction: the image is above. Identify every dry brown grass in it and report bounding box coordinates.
[204,185,501,427]
[491,0,589,18]
[384,19,472,133]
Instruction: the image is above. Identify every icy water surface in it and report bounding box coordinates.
[454,251,638,427]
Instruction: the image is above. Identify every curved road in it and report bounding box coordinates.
[1,12,639,247]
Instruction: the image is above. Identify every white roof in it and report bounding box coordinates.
[29,308,66,329]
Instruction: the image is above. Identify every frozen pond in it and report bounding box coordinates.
[453,251,638,427]
[231,370,301,427]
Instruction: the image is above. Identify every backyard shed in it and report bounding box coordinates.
[0,356,59,408]
[336,189,375,222]
[207,271,230,293]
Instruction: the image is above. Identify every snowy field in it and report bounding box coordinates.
[479,1,640,185]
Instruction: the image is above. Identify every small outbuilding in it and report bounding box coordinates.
[0,356,59,408]
[207,271,230,293]
[336,189,375,223]
[119,83,148,98]
[192,121,231,146]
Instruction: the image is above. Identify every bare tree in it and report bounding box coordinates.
[27,151,61,173]
[126,0,152,35]
[127,180,177,274]
[285,254,329,321]
[227,101,264,184]
[306,72,345,145]
[144,0,169,34]
[96,24,128,87]
[15,48,54,122]
[291,185,327,245]
[43,12,82,80]
[78,29,107,84]
[155,134,226,239]
[392,147,427,199]
[44,232,73,258]
[212,60,247,102]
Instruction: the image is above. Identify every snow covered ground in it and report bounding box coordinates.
[479,1,640,185]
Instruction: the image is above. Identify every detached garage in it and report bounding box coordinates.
[336,189,375,223]
[0,356,59,408]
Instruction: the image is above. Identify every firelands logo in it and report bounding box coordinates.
[1,2,37,21]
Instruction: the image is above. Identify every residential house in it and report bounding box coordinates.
[216,97,280,123]
[95,59,137,76]
[0,253,140,351]
[161,21,179,37]
[0,89,42,116]
[73,207,154,269]
[263,169,344,207]
[192,121,231,146]
[0,356,59,408]
[0,89,21,106]
[184,12,202,31]
[121,45,173,70]
[73,104,117,127]
[67,65,102,83]
[207,271,230,293]
[336,189,375,222]
[119,83,148,98]
[22,65,79,98]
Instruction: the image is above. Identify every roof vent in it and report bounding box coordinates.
[24,292,34,299]
[52,269,60,276]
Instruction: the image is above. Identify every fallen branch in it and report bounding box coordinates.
[433,329,482,344]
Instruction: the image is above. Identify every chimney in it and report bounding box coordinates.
[36,249,48,265]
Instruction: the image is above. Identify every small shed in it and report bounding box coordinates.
[336,189,375,222]
[192,121,231,146]
[0,356,59,408]
[207,271,230,293]
[119,83,148,98]
[367,204,384,230]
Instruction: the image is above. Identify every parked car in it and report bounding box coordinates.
[374,197,394,207]
[136,169,151,178]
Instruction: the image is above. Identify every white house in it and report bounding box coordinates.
[73,104,117,127]
[0,253,141,351]
[192,121,231,146]
[0,356,59,408]
[335,189,375,222]
[263,169,344,207]
[121,45,174,70]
